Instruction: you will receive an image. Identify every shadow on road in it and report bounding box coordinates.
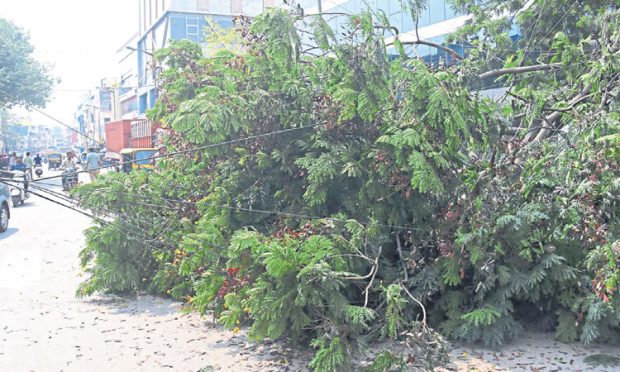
[0,227,18,241]
[82,294,182,317]
[9,202,38,209]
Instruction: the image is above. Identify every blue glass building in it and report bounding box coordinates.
[295,0,468,64]
[129,0,265,116]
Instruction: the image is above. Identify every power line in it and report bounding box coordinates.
[0,87,106,148]
[87,181,435,233]
[15,179,190,247]
[25,122,326,184]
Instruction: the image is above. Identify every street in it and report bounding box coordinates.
[0,171,306,372]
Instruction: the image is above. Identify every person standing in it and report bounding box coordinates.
[34,153,42,166]
[23,152,34,178]
[23,152,33,167]
[8,152,16,167]
[151,144,167,170]
[86,148,101,182]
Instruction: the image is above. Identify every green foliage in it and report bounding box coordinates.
[0,17,55,108]
[383,284,407,339]
[309,337,349,372]
[364,350,405,372]
[74,2,620,369]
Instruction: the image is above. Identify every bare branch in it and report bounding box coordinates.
[479,63,562,79]
[390,40,462,62]
[401,284,427,327]
[363,246,382,308]
[526,83,593,142]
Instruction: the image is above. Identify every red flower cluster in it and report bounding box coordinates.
[217,267,249,299]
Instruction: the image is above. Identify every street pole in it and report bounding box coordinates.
[317,0,322,14]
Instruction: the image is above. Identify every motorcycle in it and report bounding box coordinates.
[61,167,79,191]
[8,170,29,207]
[34,164,44,178]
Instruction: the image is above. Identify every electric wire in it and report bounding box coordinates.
[88,179,436,233]
[22,180,193,247]
[0,87,106,148]
[21,178,232,254]
[21,122,326,184]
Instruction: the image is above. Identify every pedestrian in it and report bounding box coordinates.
[34,153,42,166]
[8,152,16,167]
[23,152,33,168]
[86,148,101,182]
[23,152,33,178]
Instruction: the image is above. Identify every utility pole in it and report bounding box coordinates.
[317,0,322,14]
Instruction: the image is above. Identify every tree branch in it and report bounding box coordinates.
[363,246,382,308]
[479,63,562,79]
[526,83,592,142]
[391,40,462,62]
[401,284,427,327]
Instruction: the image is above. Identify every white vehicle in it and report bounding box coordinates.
[0,180,10,233]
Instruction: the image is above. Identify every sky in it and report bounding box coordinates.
[1,0,138,127]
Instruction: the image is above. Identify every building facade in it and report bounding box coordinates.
[110,1,509,150]
[297,0,468,64]
[74,83,115,152]
[132,0,268,116]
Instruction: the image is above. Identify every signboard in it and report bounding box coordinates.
[99,89,113,112]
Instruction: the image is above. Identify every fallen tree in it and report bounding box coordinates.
[73,1,620,370]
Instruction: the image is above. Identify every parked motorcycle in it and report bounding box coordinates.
[34,164,44,178]
[61,167,79,191]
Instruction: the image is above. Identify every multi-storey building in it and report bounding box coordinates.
[125,1,466,114]
[113,1,508,150]
[74,84,115,152]
[113,0,269,149]
[296,1,468,64]
[131,0,268,116]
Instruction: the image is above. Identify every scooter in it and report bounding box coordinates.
[34,164,43,178]
[61,167,79,191]
[8,170,29,207]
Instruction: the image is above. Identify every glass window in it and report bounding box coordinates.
[139,94,148,114]
[170,15,187,39]
[429,0,446,24]
[149,89,157,108]
[213,16,233,29]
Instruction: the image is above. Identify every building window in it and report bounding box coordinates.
[170,15,187,39]
[149,89,157,108]
[139,94,148,114]
[186,16,199,41]
[121,97,138,115]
